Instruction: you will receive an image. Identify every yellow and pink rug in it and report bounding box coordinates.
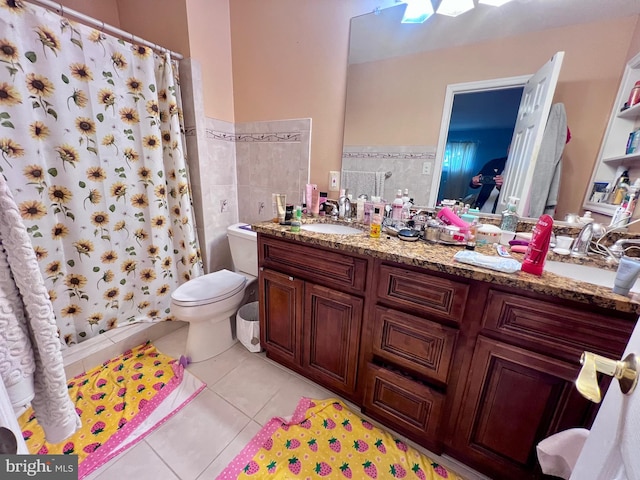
[18,341,205,479]
[217,397,464,479]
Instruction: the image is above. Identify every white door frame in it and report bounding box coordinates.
[428,75,532,209]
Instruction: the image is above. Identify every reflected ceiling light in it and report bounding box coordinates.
[478,0,514,6]
[436,0,474,17]
[401,0,434,23]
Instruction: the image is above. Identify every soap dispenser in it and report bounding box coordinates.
[500,197,519,232]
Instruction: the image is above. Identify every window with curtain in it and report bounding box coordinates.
[438,141,478,202]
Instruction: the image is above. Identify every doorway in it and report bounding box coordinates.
[429,75,531,208]
[437,87,524,210]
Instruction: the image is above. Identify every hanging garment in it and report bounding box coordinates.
[528,103,568,218]
[0,174,80,443]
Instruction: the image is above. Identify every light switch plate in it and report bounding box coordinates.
[422,161,432,175]
[329,171,340,191]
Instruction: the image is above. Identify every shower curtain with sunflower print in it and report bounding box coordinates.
[0,2,202,346]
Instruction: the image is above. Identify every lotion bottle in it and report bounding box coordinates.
[392,190,403,221]
[521,214,554,276]
[370,206,382,238]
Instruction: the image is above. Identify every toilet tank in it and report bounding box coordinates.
[227,223,258,277]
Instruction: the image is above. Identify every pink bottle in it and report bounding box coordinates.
[437,207,470,232]
[521,214,554,276]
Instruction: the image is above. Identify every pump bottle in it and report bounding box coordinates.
[500,197,519,232]
[392,190,403,221]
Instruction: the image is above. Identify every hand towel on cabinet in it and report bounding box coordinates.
[0,174,80,443]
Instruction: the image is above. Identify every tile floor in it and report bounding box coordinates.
[83,324,492,480]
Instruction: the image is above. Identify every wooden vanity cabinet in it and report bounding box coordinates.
[359,260,475,454]
[258,234,367,400]
[445,288,636,480]
[257,232,638,480]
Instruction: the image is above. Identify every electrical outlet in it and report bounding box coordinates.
[329,171,340,191]
[422,161,432,175]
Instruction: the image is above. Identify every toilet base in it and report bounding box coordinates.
[185,317,237,362]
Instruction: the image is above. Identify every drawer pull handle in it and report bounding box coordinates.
[576,351,638,403]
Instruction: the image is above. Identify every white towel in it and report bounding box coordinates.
[0,241,36,408]
[341,170,386,198]
[537,428,589,479]
[0,175,80,443]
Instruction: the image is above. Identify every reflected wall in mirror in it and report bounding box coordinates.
[342,0,640,220]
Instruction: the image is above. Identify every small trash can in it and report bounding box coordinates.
[236,301,261,352]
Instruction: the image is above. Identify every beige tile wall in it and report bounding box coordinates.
[180,59,310,273]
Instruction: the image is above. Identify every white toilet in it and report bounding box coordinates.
[170,223,258,362]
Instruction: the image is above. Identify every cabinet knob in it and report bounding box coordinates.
[288,276,294,281]
[576,351,638,403]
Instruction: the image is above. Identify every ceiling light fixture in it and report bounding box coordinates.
[478,0,515,6]
[401,0,434,23]
[436,0,474,17]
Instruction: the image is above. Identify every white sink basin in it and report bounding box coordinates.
[300,224,362,235]
[545,260,640,293]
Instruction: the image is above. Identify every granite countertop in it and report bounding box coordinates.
[252,218,640,315]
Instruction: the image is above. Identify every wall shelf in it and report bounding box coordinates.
[617,102,640,119]
[584,201,618,216]
[603,152,640,166]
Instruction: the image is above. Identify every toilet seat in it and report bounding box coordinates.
[171,269,247,307]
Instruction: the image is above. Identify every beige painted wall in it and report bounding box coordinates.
[344,16,638,218]
[58,0,120,27]
[229,0,384,192]
[186,0,234,121]
[117,0,190,57]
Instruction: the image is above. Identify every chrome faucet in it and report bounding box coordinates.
[324,200,340,220]
[570,222,594,258]
[608,238,640,259]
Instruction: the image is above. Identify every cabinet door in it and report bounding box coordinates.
[450,336,598,480]
[302,283,363,397]
[259,268,303,368]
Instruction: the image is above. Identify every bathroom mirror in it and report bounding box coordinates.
[342,0,640,218]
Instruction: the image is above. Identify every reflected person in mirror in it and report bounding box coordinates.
[469,153,508,213]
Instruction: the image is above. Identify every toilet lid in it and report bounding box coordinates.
[171,269,247,307]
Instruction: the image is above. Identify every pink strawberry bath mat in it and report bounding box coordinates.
[18,341,205,479]
[216,397,464,479]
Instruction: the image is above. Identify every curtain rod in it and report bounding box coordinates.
[24,0,184,60]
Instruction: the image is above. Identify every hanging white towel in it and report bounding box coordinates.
[0,240,36,408]
[342,170,387,198]
[0,175,80,443]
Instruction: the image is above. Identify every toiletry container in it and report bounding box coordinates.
[170,223,258,362]
[500,196,519,232]
[370,206,382,238]
[392,190,403,221]
[521,214,554,276]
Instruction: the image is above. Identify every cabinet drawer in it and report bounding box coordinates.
[260,236,367,293]
[482,290,633,362]
[377,263,468,324]
[362,363,444,452]
[372,306,457,384]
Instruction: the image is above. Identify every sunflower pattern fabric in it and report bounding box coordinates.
[18,342,185,479]
[217,398,465,480]
[0,2,202,345]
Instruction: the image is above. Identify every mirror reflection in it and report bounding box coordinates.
[341,0,640,220]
